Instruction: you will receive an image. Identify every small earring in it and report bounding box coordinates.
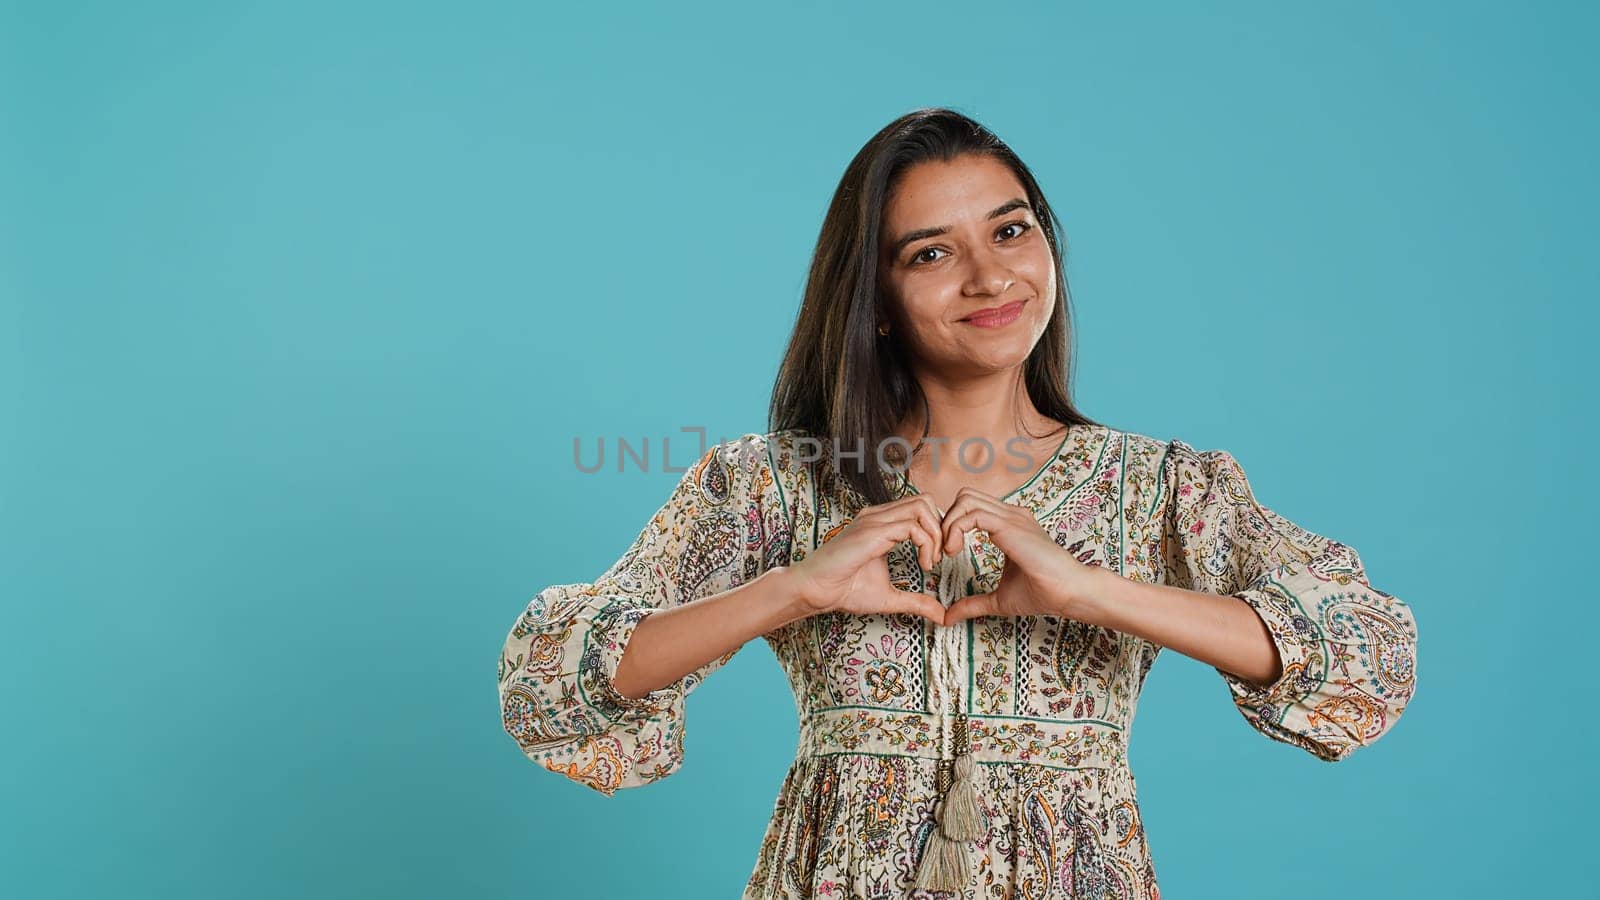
[877,321,890,337]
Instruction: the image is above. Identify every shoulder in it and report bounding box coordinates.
[1091,424,1196,473]
[1108,425,1204,458]
[1104,427,1256,515]
[742,427,825,480]
[709,431,811,553]
[695,429,816,508]
[1111,427,1245,479]
[1137,434,1265,524]
[706,429,812,474]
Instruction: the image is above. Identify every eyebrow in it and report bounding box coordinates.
[887,197,1033,261]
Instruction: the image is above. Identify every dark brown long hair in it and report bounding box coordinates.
[768,107,1105,506]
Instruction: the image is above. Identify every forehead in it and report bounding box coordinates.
[883,155,1028,226]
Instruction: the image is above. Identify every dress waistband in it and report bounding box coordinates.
[798,707,1128,770]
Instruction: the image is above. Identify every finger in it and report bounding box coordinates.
[944,591,998,625]
[866,517,940,572]
[887,587,948,626]
[868,582,939,624]
[940,488,1006,553]
[910,520,940,571]
[896,515,941,572]
[942,503,1019,554]
[876,502,945,570]
[910,499,945,565]
[861,494,940,520]
[848,498,899,524]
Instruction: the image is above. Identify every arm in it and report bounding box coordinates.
[1099,439,1419,762]
[612,565,813,699]
[497,433,798,795]
[1070,567,1287,689]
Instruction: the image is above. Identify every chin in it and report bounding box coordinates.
[967,344,1035,372]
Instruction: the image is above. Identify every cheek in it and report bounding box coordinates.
[1031,295,1055,335]
[1026,268,1056,330]
[1025,254,1057,307]
[1026,245,1056,285]
[897,281,955,331]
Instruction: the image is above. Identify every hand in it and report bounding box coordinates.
[788,495,949,626]
[940,487,1102,625]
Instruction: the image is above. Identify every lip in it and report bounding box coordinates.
[960,298,1029,328]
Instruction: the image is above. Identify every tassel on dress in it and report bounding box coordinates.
[913,539,983,892]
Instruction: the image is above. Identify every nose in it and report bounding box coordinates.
[963,242,1015,297]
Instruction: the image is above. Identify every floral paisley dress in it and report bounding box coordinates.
[496,424,1419,899]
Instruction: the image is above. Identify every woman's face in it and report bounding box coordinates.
[877,153,1056,377]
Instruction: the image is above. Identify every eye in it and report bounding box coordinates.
[998,221,1033,241]
[907,220,1034,267]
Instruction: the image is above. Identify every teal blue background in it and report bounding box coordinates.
[4,1,1591,897]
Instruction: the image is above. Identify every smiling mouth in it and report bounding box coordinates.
[960,298,1029,327]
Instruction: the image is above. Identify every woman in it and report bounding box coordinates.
[496,108,1419,899]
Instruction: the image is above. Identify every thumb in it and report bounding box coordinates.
[885,586,948,626]
[944,591,998,625]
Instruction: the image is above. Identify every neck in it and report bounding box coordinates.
[897,366,1061,463]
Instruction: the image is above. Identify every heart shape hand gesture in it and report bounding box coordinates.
[787,487,1104,626]
[936,487,1103,625]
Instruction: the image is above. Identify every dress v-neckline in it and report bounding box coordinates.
[892,424,1087,518]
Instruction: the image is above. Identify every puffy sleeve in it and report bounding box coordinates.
[496,432,792,796]
[1160,439,1418,762]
